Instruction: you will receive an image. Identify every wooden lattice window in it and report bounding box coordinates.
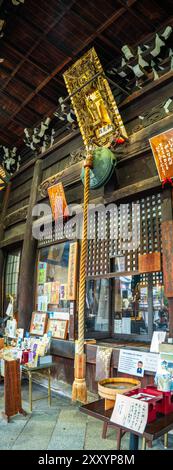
[4,249,21,312]
[87,192,162,276]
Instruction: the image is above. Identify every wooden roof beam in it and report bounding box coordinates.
[3,41,65,88]
[1,2,137,130]
[0,65,58,106]
[117,0,154,32]
[0,0,76,94]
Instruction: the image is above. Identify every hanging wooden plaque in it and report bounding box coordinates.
[161,220,173,297]
[63,47,127,148]
[138,252,161,273]
[149,128,173,181]
[67,242,78,300]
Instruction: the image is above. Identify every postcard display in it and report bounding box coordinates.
[35,242,78,341]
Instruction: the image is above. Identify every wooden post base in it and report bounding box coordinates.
[1,408,27,423]
[105,398,115,410]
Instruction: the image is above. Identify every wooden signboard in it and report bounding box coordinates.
[67,242,78,300]
[3,359,26,422]
[161,221,173,297]
[149,128,173,181]
[46,318,68,340]
[138,252,161,273]
[30,312,48,336]
[48,182,68,221]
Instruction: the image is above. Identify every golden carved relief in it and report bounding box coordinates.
[63,48,127,149]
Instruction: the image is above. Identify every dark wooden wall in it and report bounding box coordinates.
[0,74,173,312]
[0,75,173,390]
[50,343,154,394]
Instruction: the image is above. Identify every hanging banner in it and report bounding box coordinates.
[149,128,173,181]
[161,220,173,297]
[67,242,78,300]
[63,47,127,149]
[48,182,68,221]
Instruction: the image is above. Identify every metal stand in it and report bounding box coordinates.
[28,367,52,413]
[141,437,146,450]
[129,433,139,450]
[164,433,168,449]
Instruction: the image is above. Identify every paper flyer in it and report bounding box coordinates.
[111,393,148,434]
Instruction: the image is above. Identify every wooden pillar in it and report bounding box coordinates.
[18,160,42,330]
[161,188,173,337]
[0,183,11,314]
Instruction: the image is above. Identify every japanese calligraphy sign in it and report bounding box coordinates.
[111,393,148,434]
[161,220,173,297]
[48,182,68,221]
[67,242,78,300]
[149,128,173,181]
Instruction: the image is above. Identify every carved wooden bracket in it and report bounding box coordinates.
[38,147,86,198]
[127,99,173,136]
[4,205,28,228]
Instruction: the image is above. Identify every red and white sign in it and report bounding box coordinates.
[149,128,173,182]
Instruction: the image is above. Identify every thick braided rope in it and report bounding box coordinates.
[78,158,92,355]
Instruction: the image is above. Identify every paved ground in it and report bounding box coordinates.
[0,380,173,450]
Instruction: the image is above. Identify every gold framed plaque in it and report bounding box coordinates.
[63,48,127,149]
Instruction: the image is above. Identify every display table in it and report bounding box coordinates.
[80,399,173,450]
[22,363,55,412]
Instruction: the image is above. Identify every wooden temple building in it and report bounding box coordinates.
[0,0,173,394]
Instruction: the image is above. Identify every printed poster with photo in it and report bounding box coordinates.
[118,349,159,377]
[118,349,145,377]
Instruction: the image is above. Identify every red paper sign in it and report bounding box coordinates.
[149,128,173,182]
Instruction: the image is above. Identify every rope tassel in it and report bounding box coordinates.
[72,153,93,403]
[72,354,87,403]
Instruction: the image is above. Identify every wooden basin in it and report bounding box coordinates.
[98,377,141,410]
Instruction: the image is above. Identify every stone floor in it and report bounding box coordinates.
[0,380,173,450]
